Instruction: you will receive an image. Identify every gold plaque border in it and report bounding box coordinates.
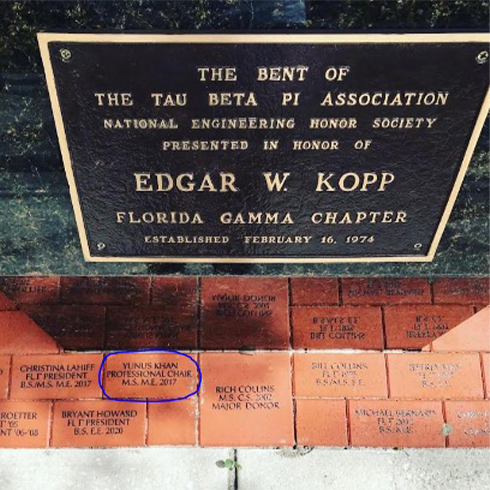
[37,33,490,263]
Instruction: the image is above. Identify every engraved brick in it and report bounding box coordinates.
[445,401,490,447]
[51,400,145,447]
[147,398,197,446]
[106,306,197,350]
[296,399,348,446]
[387,353,484,399]
[60,276,150,305]
[0,277,59,305]
[433,277,490,304]
[292,306,383,349]
[384,305,474,350]
[151,277,198,306]
[0,311,59,355]
[0,401,51,448]
[293,353,388,398]
[291,278,339,306]
[0,357,11,399]
[201,277,289,349]
[429,306,490,352]
[200,353,294,446]
[349,400,445,448]
[103,352,199,400]
[10,354,102,400]
[22,305,106,351]
[341,278,431,305]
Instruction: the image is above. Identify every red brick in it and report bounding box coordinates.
[349,400,445,448]
[0,291,15,311]
[293,353,388,398]
[341,278,431,305]
[106,306,197,350]
[384,305,474,350]
[296,399,348,446]
[0,311,59,355]
[0,357,11,399]
[200,353,294,446]
[148,398,197,446]
[291,278,339,306]
[429,306,490,352]
[10,354,102,400]
[433,277,490,304]
[51,400,145,447]
[387,353,484,399]
[0,401,51,448]
[445,401,490,447]
[22,305,106,351]
[292,306,383,350]
[60,276,150,305]
[103,352,199,400]
[151,277,198,306]
[0,277,59,305]
[201,277,289,349]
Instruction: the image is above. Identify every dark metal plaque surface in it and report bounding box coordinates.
[38,33,489,263]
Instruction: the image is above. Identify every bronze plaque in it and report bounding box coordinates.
[38,33,489,263]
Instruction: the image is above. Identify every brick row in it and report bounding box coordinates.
[2,352,487,402]
[1,277,487,352]
[1,276,488,307]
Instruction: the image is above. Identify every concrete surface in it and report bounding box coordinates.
[0,447,489,490]
[0,447,233,490]
[237,448,490,490]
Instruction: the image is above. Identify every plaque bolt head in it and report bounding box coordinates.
[476,51,488,64]
[60,48,72,62]
[97,242,106,251]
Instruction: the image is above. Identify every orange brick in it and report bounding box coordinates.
[0,401,51,448]
[387,353,484,399]
[151,277,198,306]
[0,357,11,399]
[22,305,106,351]
[0,291,15,311]
[60,277,150,305]
[445,401,490,447]
[384,305,474,350]
[148,398,197,445]
[51,400,145,447]
[296,399,347,446]
[10,354,102,400]
[349,399,445,448]
[0,311,59,355]
[106,306,197,350]
[292,306,383,349]
[293,353,387,398]
[200,353,293,446]
[433,278,490,304]
[482,353,490,399]
[341,278,431,305]
[201,277,289,349]
[429,306,490,352]
[103,352,199,400]
[291,278,339,306]
[0,277,59,305]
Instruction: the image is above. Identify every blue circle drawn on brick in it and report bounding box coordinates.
[98,348,202,403]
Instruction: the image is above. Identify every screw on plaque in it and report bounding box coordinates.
[97,242,106,251]
[476,51,489,64]
[414,243,423,250]
[60,48,72,62]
